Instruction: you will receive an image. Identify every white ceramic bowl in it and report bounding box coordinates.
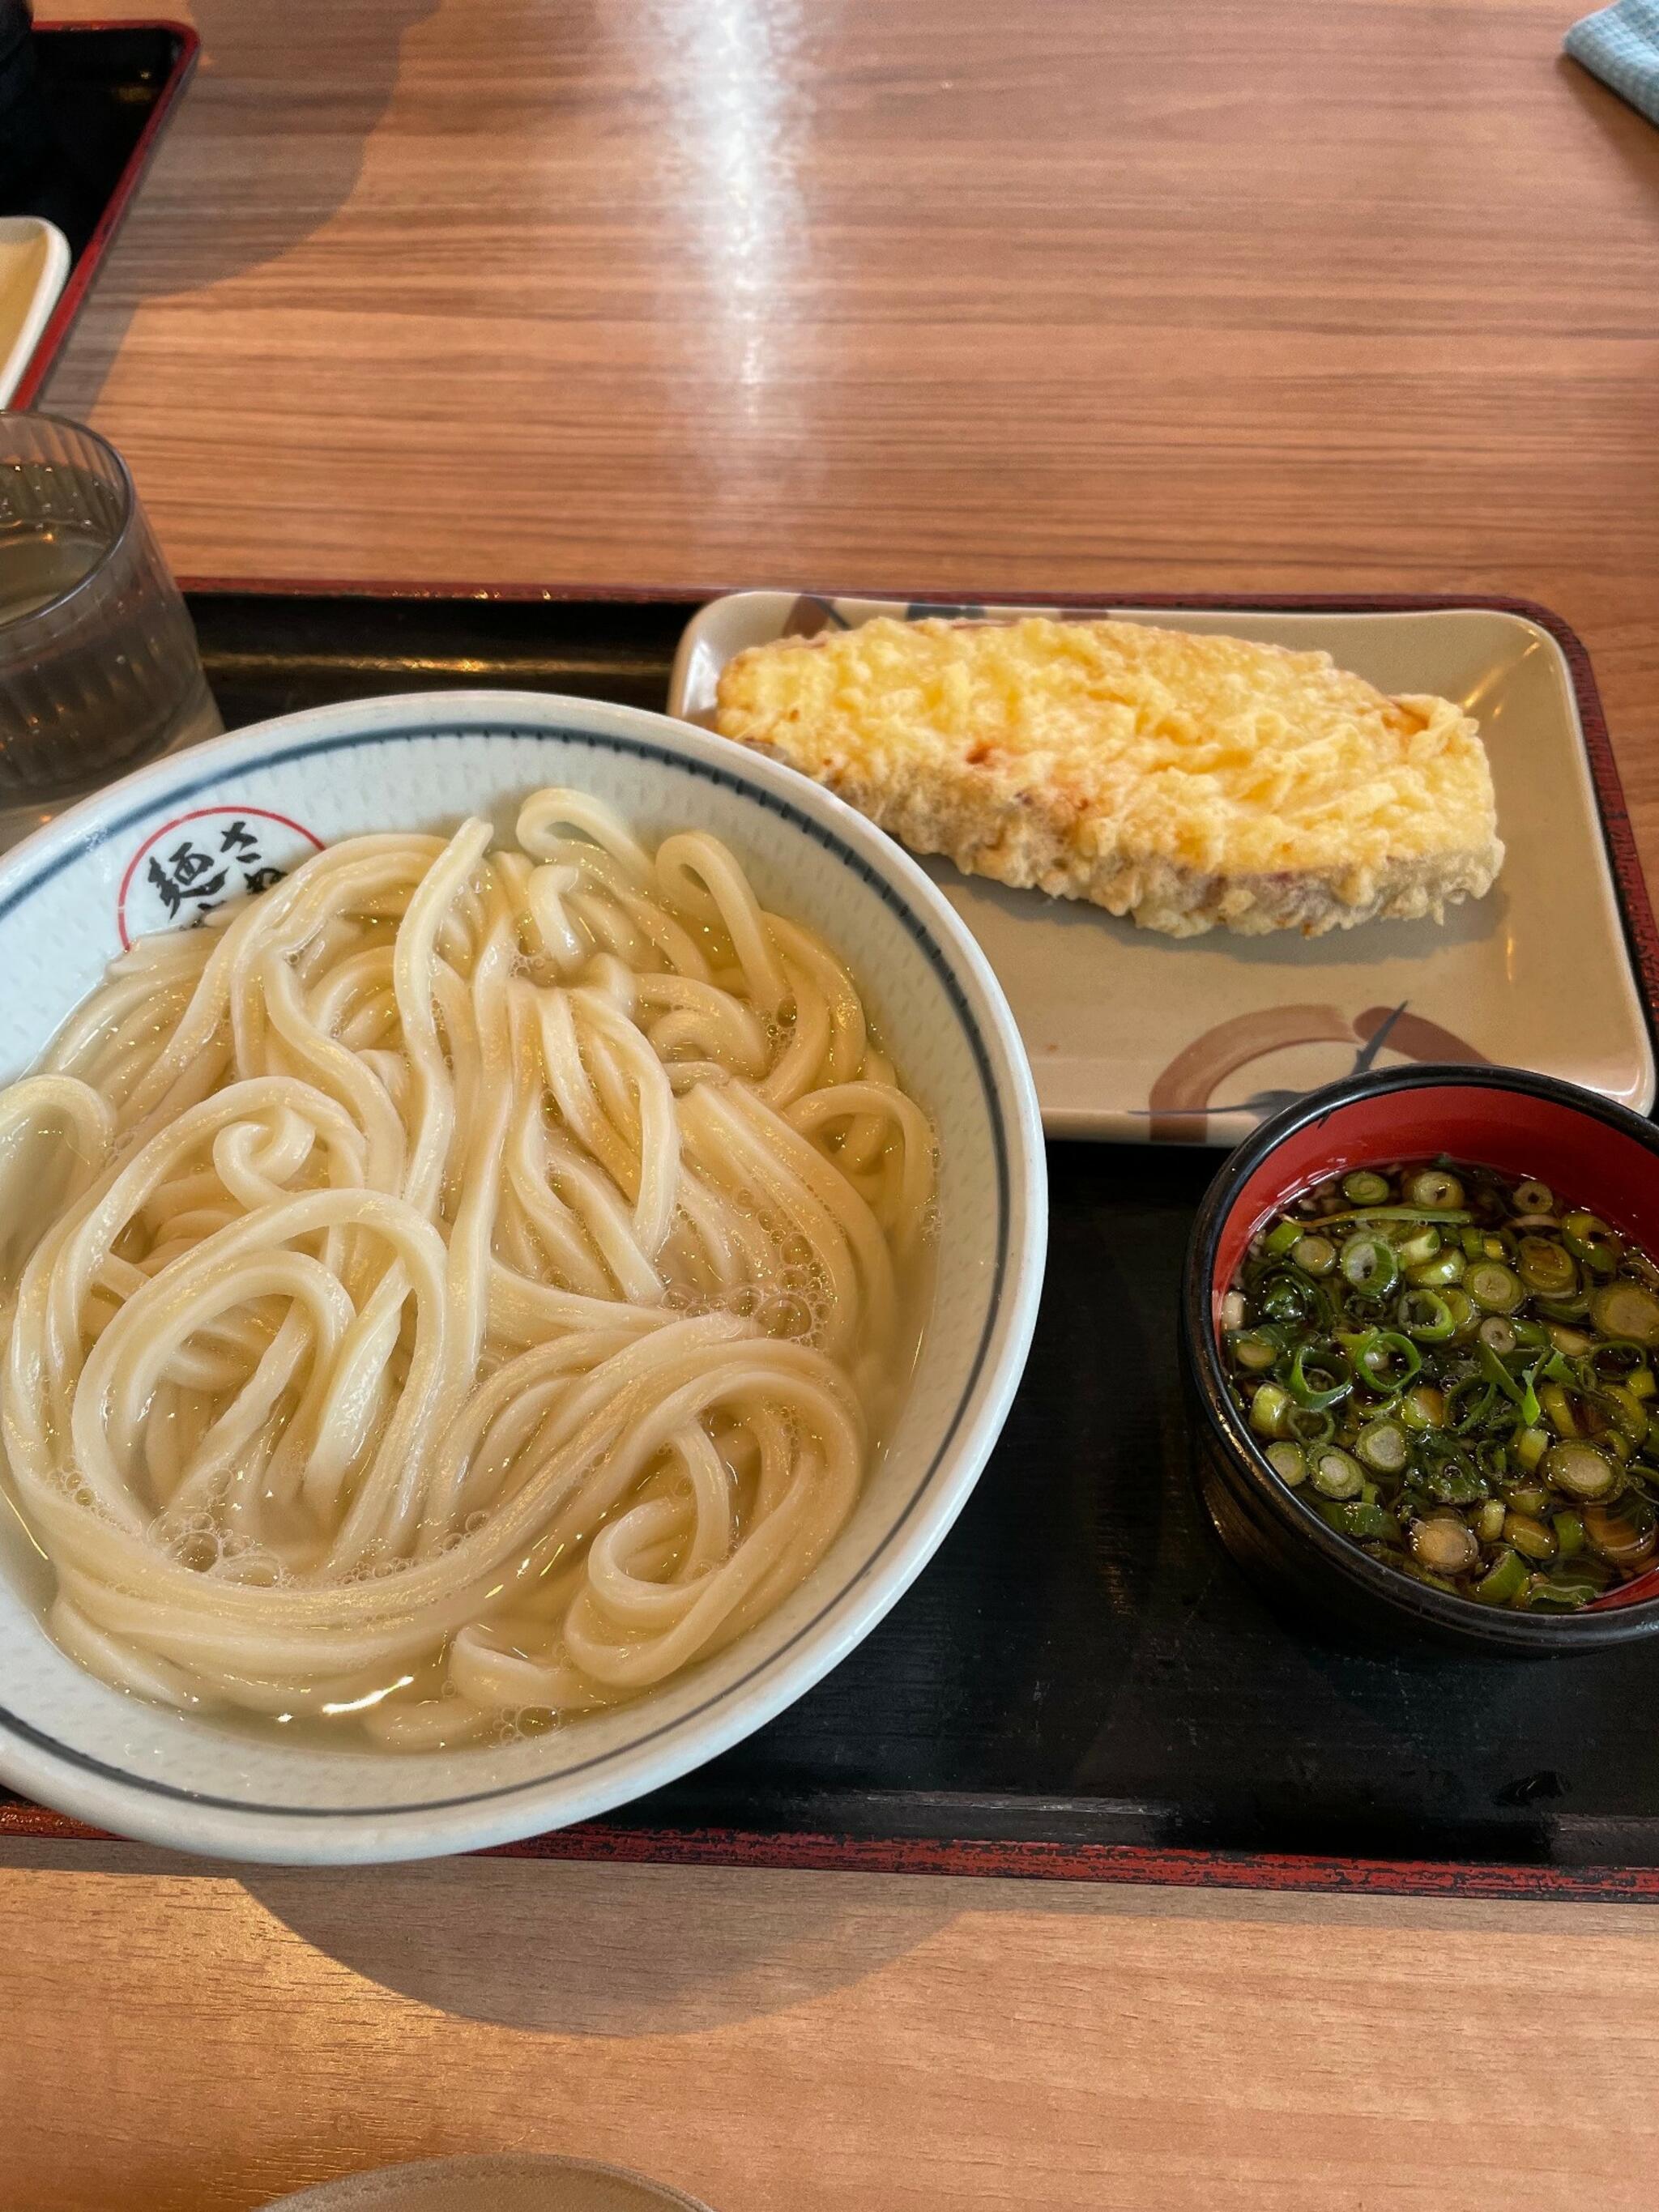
[0,691,1046,1862]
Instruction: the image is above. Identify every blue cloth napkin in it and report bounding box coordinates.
[1566,0,1659,124]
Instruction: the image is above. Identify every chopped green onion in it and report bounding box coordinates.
[1341,1170,1392,1205]
[1288,1343,1351,1411]
[1593,1339,1648,1379]
[1536,1291,1592,1323]
[1398,1289,1456,1344]
[1408,1250,1465,1289]
[1519,1236,1578,1298]
[1401,1383,1447,1430]
[1265,1441,1306,1487]
[1520,1366,1543,1428]
[1542,1441,1618,1501]
[1446,1375,1498,1433]
[1223,1158,1659,1616]
[1564,1212,1623,1276]
[1503,1511,1557,1561]
[1340,1232,1398,1298]
[1317,1207,1473,1227]
[1316,1498,1400,1542]
[1355,1419,1409,1474]
[1227,1328,1280,1373]
[1468,1261,1524,1315]
[1602,1382,1650,1446]
[1408,1169,1465,1208]
[1286,1405,1337,1445]
[1248,1382,1293,1438]
[1258,1271,1323,1324]
[1410,1515,1478,1575]
[1525,1569,1606,1611]
[1473,1437,1512,1483]
[1357,1331,1422,1392]
[1548,1323,1595,1357]
[1421,1456,1487,1505]
[1290,1234,1336,1276]
[1473,1548,1529,1605]
[1583,1493,1658,1568]
[1539,1379,1578,1438]
[1477,1341,1542,1426]
[1504,1483,1549,1515]
[1311,1447,1365,1500]
[1591,1281,1659,1348]
[1396,1225,1442,1269]
[1402,1562,1460,1594]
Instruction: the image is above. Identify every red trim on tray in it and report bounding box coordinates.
[485,1831,1659,1900]
[7,1797,1659,1903]
[11,22,202,411]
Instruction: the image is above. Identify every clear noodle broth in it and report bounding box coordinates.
[0,789,936,1748]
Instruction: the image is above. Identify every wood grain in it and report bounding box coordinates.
[32,0,1659,885]
[9,1842,1659,2211]
[15,7,1659,2206]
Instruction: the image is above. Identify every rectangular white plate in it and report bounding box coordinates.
[669,590,1657,1144]
[0,216,69,407]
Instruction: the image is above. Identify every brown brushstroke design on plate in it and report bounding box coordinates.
[1148,1001,1490,1143]
[780,595,843,639]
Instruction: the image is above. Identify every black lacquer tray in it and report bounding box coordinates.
[8,582,1659,1901]
[6,19,198,407]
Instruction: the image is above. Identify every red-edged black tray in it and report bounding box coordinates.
[6,18,199,407]
[6,582,1659,1903]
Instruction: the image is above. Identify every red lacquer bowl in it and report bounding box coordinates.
[1182,1064,1659,1653]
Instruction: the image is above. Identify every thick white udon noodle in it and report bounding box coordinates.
[0,790,935,1748]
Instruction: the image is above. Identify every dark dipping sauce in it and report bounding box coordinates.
[1222,1160,1659,1613]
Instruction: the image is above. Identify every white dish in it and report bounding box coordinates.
[0,215,70,406]
[671,591,1657,1144]
[0,689,1046,1862]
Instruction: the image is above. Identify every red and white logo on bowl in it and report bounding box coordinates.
[117,805,325,949]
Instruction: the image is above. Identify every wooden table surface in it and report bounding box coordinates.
[14,2,1659,2206]
[7,1841,1659,2212]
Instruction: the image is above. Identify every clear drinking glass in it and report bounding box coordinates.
[0,411,220,812]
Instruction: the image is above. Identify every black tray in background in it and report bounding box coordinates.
[11,586,1659,1887]
[6,21,198,407]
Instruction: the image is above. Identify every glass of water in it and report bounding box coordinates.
[0,411,220,812]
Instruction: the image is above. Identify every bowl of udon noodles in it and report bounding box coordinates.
[0,690,1045,1861]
